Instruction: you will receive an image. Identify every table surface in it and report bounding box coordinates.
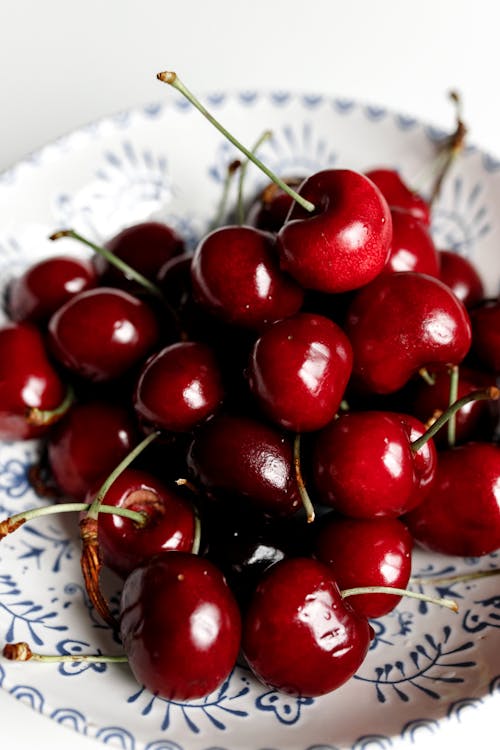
[1,0,499,747]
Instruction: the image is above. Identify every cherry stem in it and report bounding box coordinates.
[410,385,500,454]
[341,585,458,612]
[50,230,163,299]
[411,568,500,586]
[428,90,467,206]
[447,364,459,448]
[418,367,436,386]
[26,385,74,427]
[237,129,273,225]
[0,502,146,540]
[3,641,127,664]
[157,71,315,213]
[209,159,241,231]
[293,434,315,523]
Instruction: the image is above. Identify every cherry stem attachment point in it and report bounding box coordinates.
[341,585,458,613]
[410,385,500,454]
[237,129,273,225]
[418,367,436,386]
[447,364,459,448]
[293,434,315,523]
[428,90,467,206]
[3,641,127,664]
[26,385,75,427]
[156,71,315,214]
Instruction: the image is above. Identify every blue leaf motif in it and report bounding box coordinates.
[255,689,313,725]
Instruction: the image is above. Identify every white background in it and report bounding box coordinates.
[1,0,499,747]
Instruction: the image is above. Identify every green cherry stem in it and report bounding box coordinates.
[26,385,75,427]
[341,585,458,612]
[209,158,241,231]
[411,568,500,586]
[428,90,467,207]
[410,385,500,454]
[447,364,459,448]
[293,434,315,523]
[237,129,273,224]
[157,71,315,213]
[3,641,127,664]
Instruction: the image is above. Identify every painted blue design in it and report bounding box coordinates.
[143,102,163,119]
[490,674,500,694]
[206,93,226,107]
[400,717,439,741]
[16,522,75,573]
[332,98,355,114]
[0,573,68,645]
[55,639,108,676]
[62,581,122,636]
[482,152,500,172]
[0,455,33,499]
[255,689,314,725]
[302,94,324,108]
[431,176,491,256]
[369,609,414,651]
[95,725,135,749]
[0,661,4,686]
[51,707,88,734]
[354,627,476,702]
[363,106,387,122]
[394,114,418,131]
[351,735,392,750]
[145,742,184,750]
[306,745,340,750]
[447,696,483,721]
[9,683,44,712]
[462,593,500,633]
[424,124,449,143]
[238,91,258,105]
[270,92,291,106]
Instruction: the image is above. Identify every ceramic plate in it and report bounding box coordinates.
[0,91,499,750]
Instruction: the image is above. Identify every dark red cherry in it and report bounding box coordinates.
[382,208,439,277]
[48,287,160,383]
[133,341,224,432]
[191,225,303,330]
[8,255,97,324]
[313,411,437,518]
[469,301,500,373]
[187,413,301,516]
[120,551,241,701]
[242,556,371,696]
[438,250,485,309]
[364,168,431,225]
[92,468,195,579]
[248,313,353,432]
[246,177,304,233]
[95,221,184,289]
[314,515,413,618]
[277,169,392,293]
[346,272,472,393]
[0,322,68,441]
[47,400,138,500]
[404,442,500,556]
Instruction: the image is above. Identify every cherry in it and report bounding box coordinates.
[382,207,439,277]
[48,287,160,383]
[277,169,392,293]
[187,413,301,516]
[248,312,353,432]
[245,177,305,233]
[7,255,97,324]
[47,400,138,500]
[469,301,500,373]
[313,411,436,518]
[133,341,224,432]
[0,322,69,441]
[119,551,241,701]
[438,250,485,309]
[313,515,413,618]
[242,556,371,696]
[91,467,196,579]
[191,225,303,330]
[404,442,500,556]
[346,271,472,393]
[364,168,431,225]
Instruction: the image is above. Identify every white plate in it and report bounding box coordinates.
[0,91,499,750]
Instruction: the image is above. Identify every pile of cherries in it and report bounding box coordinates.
[1,78,500,704]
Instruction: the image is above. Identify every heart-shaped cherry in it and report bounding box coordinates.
[364,168,431,225]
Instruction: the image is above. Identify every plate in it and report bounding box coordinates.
[0,90,499,750]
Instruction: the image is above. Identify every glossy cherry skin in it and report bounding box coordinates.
[346,272,472,393]
[0,322,67,441]
[191,225,303,330]
[313,411,436,518]
[92,468,196,579]
[469,301,500,373]
[95,221,184,288]
[134,342,224,432]
[47,401,138,500]
[120,551,241,701]
[246,177,304,233]
[48,287,160,383]
[242,557,371,696]
[277,169,392,293]
[404,442,500,556]
[382,208,439,277]
[364,168,430,225]
[314,515,413,618]
[248,313,353,432]
[187,413,301,517]
[8,255,97,323]
[438,250,485,309]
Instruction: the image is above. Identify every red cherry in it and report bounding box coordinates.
[242,556,371,696]
[382,207,439,277]
[92,468,196,579]
[120,551,241,701]
[48,287,160,383]
[313,411,436,518]
[404,442,500,556]
[133,341,224,432]
[246,177,304,233]
[438,250,485,309]
[0,322,67,441]
[191,225,304,330]
[47,400,138,500]
[346,272,472,393]
[469,301,500,373]
[248,312,353,432]
[8,255,97,324]
[314,515,413,618]
[277,169,392,293]
[364,168,431,225]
